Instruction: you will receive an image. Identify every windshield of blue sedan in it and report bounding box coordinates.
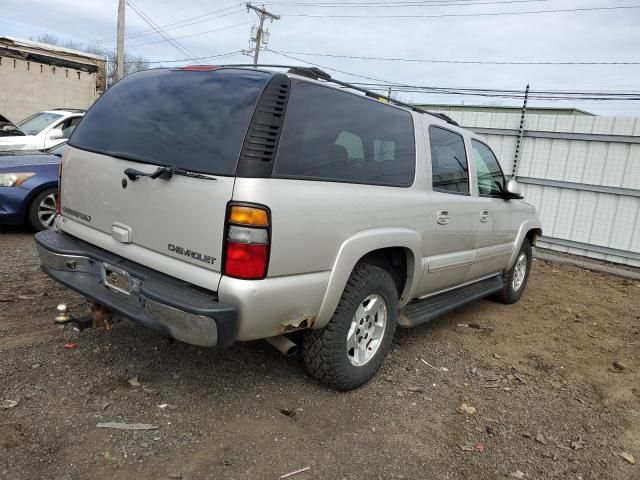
[17,112,64,135]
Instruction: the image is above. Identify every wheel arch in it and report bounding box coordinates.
[314,228,422,329]
[506,220,542,270]
[18,181,58,223]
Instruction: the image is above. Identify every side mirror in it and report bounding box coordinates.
[48,128,64,140]
[504,179,523,199]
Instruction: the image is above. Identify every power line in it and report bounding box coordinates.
[281,4,640,18]
[127,21,252,48]
[95,4,245,42]
[274,50,640,66]
[265,50,640,101]
[262,0,551,7]
[127,0,195,58]
[268,48,407,83]
[138,50,245,65]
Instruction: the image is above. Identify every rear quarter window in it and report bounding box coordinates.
[69,68,272,176]
[274,82,415,187]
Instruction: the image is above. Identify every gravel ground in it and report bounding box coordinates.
[1,230,639,480]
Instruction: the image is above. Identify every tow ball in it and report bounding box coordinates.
[54,303,115,332]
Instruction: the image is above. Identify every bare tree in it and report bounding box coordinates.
[87,47,150,87]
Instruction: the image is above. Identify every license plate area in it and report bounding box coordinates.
[101,263,132,295]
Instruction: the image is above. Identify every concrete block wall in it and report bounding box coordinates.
[0,56,98,122]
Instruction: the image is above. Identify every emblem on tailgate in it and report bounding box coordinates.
[62,207,91,222]
[168,243,216,265]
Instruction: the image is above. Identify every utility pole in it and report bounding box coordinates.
[246,3,279,65]
[116,0,125,81]
[511,83,529,179]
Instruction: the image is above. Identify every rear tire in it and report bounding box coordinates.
[494,239,532,304]
[301,264,398,391]
[28,188,57,231]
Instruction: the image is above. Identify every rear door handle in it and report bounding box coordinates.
[437,209,450,225]
[480,209,490,223]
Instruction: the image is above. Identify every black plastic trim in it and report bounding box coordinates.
[236,73,291,178]
[401,275,503,327]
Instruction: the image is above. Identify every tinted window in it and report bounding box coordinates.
[274,82,415,186]
[472,140,505,196]
[69,68,272,176]
[429,126,469,194]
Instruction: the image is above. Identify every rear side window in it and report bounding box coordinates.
[274,82,415,186]
[69,68,272,176]
[429,126,469,194]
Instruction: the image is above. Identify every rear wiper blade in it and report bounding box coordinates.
[124,166,217,181]
[167,167,217,180]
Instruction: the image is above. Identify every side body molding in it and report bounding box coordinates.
[314,228,423,329]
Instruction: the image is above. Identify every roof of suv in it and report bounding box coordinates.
[180,64,461,129]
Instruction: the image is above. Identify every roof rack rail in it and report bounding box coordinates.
[287,66,331,81]
[211,64,460,126]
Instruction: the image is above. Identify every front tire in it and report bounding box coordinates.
[494,239,532,304]
[301,264,398,391]
[28,188,57,231]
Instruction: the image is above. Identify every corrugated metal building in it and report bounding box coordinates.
[422,106,640,267]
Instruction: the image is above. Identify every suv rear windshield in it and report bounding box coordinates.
[69,68,272,176]
[274,82,415,187]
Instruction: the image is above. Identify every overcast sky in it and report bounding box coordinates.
[3,0,640,115]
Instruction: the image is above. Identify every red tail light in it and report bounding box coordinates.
[225,243,269,279]
[223,204,270,280]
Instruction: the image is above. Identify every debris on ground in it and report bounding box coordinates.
[406,386,425,393]
[420,358,447,372]
[535,433,547,445]
[571,436,586,450]
[127,376,141,387]
[509,470,525,479]
[617,451,635,465]
[459,444,475,452]
[63,341,77,350]
[612,360,627,371]
[457,322,494,331]
[457,403,476,415]
[512,373,527,384]
[279,466,311,478]
[96,422,159,430]
[474,442,486,453]
[278,408,296,418]
[1,399,20,409]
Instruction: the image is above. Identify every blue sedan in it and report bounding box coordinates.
[0,142,66,230]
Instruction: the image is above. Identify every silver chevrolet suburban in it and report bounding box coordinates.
[36,65,541,390]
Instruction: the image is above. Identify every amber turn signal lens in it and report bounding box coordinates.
[229,206,269,226]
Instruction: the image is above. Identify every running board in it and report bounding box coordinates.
[399,275,503,328]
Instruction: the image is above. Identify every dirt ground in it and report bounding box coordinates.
[1,230,639,480]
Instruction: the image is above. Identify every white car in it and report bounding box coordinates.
[0,109,84,152]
